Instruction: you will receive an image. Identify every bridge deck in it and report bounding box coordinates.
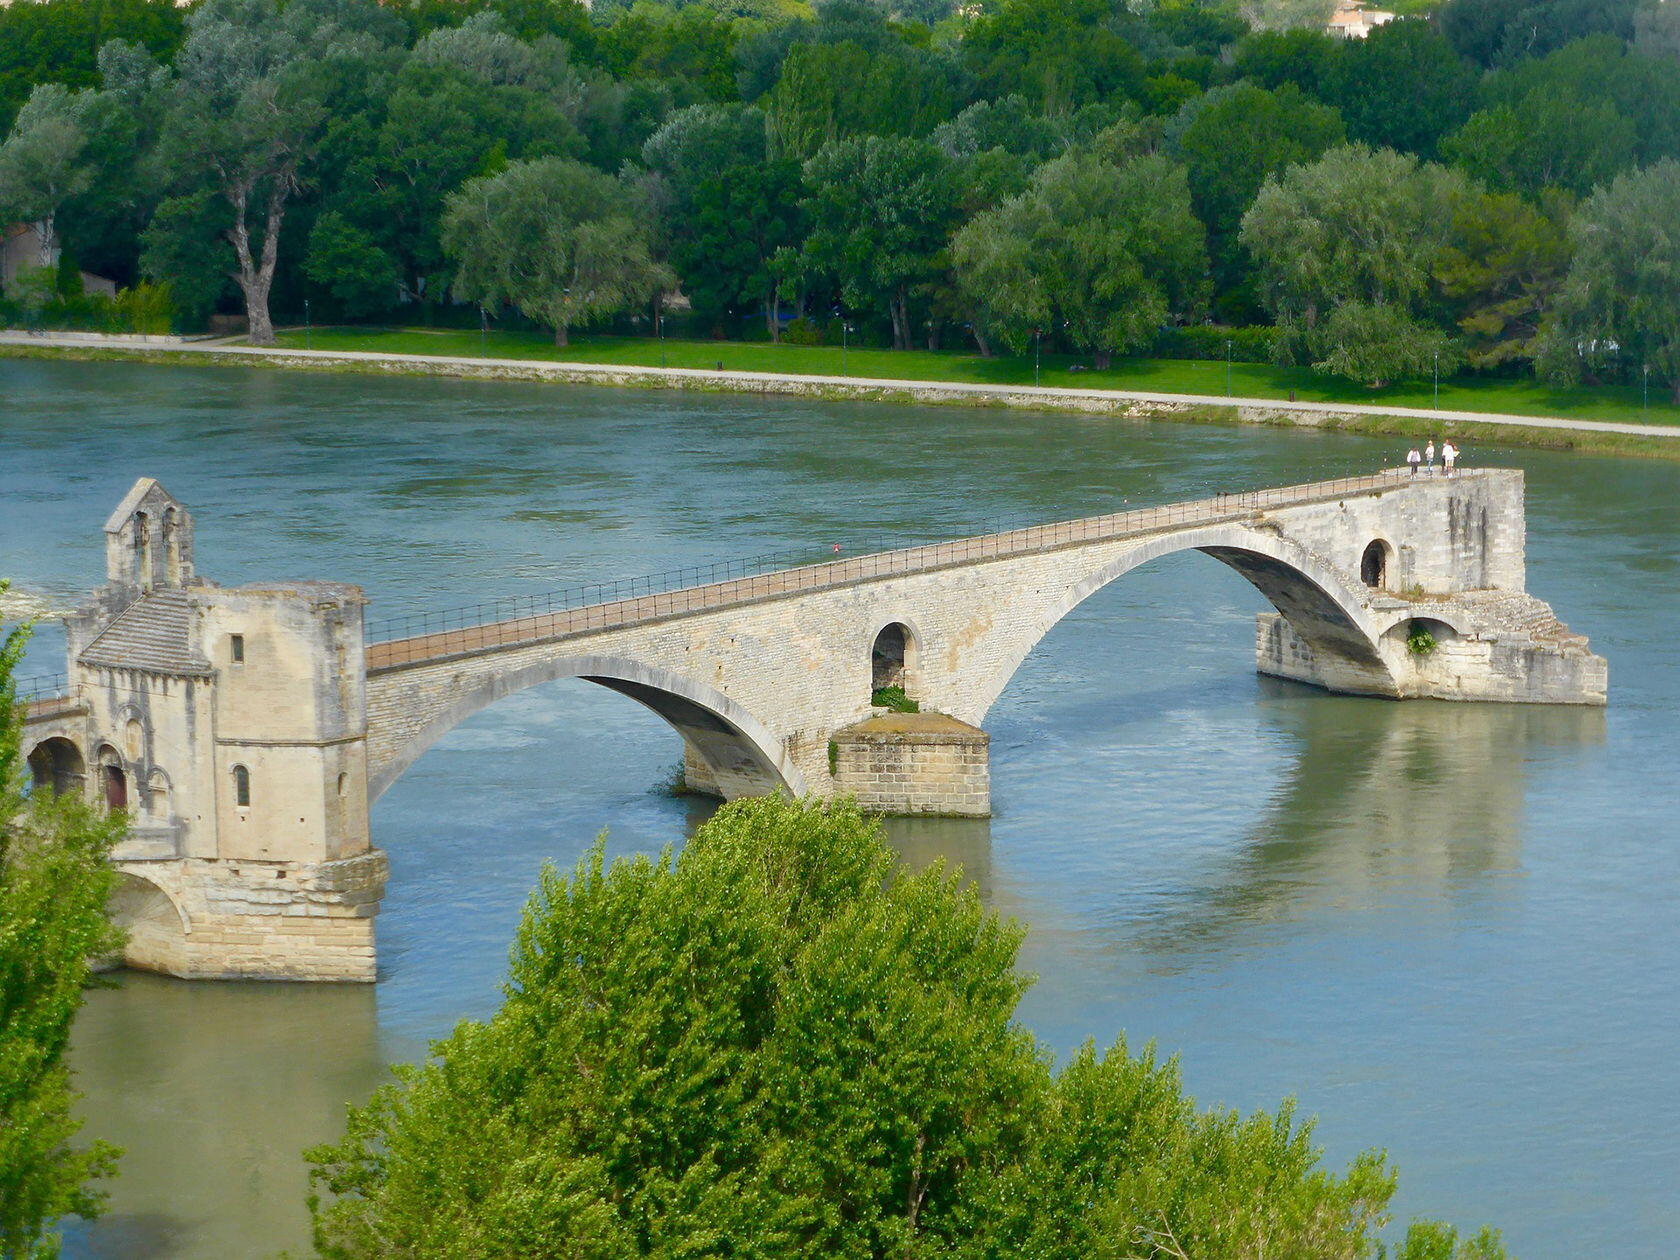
[367,468,1429,672]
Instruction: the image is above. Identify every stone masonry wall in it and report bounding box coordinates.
[831,715,990,817]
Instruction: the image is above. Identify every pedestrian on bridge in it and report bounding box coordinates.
[1424,440,1436,473]
[1443,441,1458,476]
[1407,446,1422,476]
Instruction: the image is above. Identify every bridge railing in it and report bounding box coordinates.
[366,468,1419,667]
[15,672,69,702]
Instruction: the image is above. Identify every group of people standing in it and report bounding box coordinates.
[1406,439,1459,476]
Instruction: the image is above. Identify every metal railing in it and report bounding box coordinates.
[16,672,68,703]
[366,468,1422,670]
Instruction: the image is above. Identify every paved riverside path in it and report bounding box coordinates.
[6,331,1679,441]
[365,469,1415,670]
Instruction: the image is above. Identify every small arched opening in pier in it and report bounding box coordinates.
[871,621,919,701]
[27,737,86,798]
[1360,539,1391,589]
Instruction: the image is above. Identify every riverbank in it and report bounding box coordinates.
[6,333,1679,460]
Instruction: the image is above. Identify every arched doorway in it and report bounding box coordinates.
[1360,540,1390,589]
[871,622,917,697]
[97,746,128,810]
[27,737,86,797]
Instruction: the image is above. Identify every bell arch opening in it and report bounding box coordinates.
[27,737,86,798]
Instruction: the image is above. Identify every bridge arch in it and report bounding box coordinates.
[966,523,1402,721]
[369,654,805,803]
[26,736,86,798]
[108,871,192,974]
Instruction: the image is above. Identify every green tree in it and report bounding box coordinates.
[951,152,1208,368]
[962,0,1148,113]
[0,0,184,131]
[1538,160,1680,403]
[801,134,957,349]
[1435,188,1571,370]
[0,84,96,272]
[1177,82,1344,314]
[642,104,801,338]
[1442,91,1635,197]
[441,156,671,346]
[766,39,958,161]
[1328,19,1474,159]
[306,794,1508,1260]
[1241,143,1463,385]
[1440,0,1643,68]
[1,595,125,1258]
[1232,27,1343,100]
[143,0,329,342]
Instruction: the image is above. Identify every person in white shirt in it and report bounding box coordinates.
[1425,440,1436,472]
[1407,446,1422,476]
[1442,441,1457,475]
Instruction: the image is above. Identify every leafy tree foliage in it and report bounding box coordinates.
[1443,91,1635,197]
[1539,160,1680,403]
[1242,144,1463,385]
[953,152,1208,367]
[306,794,1508,1260]
[1177,82,1344,314]
[1435,188,1571,370]
[801,134,957,349]
[767,39,958,160]
[0,84,96,271]
[1439,0,1644,68]
[442,157,671,345]
[0,0,183,131]
[963,0,1147,112]
[1328,19,1475,159]
[0,599,125,1258]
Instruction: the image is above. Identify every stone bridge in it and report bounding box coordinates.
[16,469,1605,982]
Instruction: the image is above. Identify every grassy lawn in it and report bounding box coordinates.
[269,325,1680,428]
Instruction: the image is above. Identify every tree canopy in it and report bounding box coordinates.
[307,794,1510,1260]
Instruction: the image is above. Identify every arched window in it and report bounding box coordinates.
[146,770,170,819]
[1360,540,1390,589]
[232,764,251,808]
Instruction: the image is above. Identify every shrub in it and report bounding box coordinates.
[871,684,919,713]
[1407,620,1439,656]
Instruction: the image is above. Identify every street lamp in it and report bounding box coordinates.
[1644,363,1650,412]
[304,298,311,350]
[1034,328,1041,387]
[1433,350,1439,410]
[1225,339,1232,397]
[479,305,487,356]
[842,320,853,376]
[657,294,665,369]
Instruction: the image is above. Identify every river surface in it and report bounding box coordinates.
[1,360,1676,1258]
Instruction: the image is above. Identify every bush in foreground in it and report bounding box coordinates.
[1,602,124,1257]
[307,795,1507,1260]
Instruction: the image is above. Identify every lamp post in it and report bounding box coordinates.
[842,321,852,376]
[479,305,487,356]
[304,298,311,350]
[1644,363,1650,412]
[1225,339,1232,397]
[658,296,666,369]
[1034,328,1041,387]
[1433,350,1439,411]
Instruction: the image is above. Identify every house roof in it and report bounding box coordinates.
[78,589,212,677]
